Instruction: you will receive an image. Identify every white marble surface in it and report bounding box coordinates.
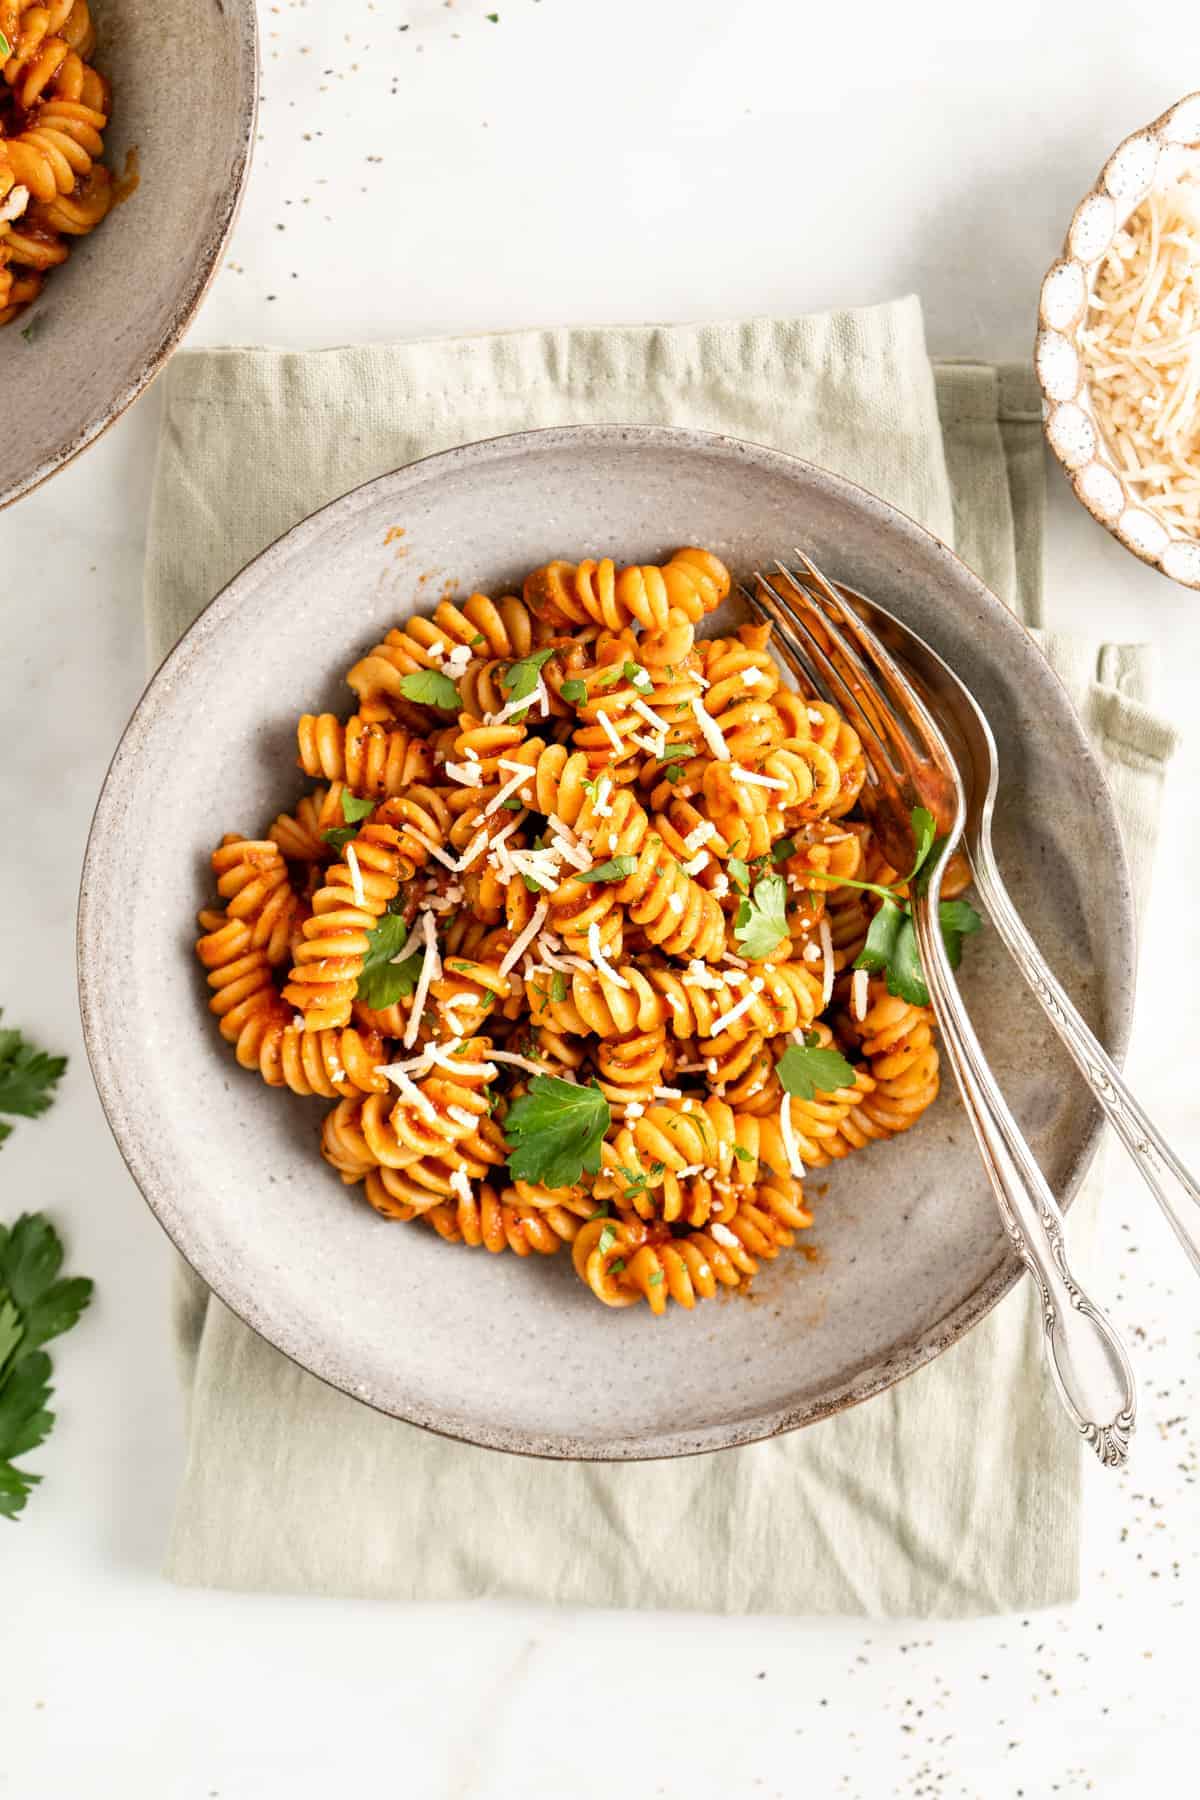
[3,2,1199,1793]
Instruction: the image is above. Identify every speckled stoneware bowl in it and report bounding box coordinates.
[0,0,257,510]
[1036,90,1200,588]
[79,426,1134,1459]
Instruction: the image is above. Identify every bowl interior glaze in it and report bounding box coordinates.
[78,426,1134,1458]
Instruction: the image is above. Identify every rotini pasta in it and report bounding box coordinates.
[194,545,957,1315]
[0,1,116,325]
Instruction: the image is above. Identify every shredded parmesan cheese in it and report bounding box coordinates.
[587,920,629,989]
[851,967,869,1022]
[779,1091,803,1177]
[402,912,442,1049]
[690,696,730,761]
[707,988,760,1038]
[818,918,834,1007]
[498,900,550,978]
[342,843,366,908]
[1083,172,1200,524]
[710,1222,739,1248]
[595,709,624,754]
[729,764,788,790]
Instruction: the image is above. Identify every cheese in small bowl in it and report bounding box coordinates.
[1037,91,1200,588]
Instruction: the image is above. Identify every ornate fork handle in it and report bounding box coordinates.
[911,896,1136,1467]
[969,840,1200,1278]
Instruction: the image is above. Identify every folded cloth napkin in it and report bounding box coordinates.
[146,299,1177,1613]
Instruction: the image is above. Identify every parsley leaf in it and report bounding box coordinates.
[623,661,653,694]
[321,826,357,855]
[664,762,686,784]
[504,1075,611,1190]
[340,791,376,824]
[732,1144,753,1163]
[938,898,983,969]
[0,1017,67,1147]
[0,31,10,59]
[771,837,797,864]
[854,896,905,975]
[398,669,460,711]
[500,648,557,705]
[595,664,624,688]
[727,857,751,895]
[574,856,636,884]
[887,915,928,1006]
[0,1217,93,1357]
[0,1298,22,1382]
[733,872,789,960]
[856,895,983,1007]
[469,632,486,647]
[321,790,376,856]
[647,1270,664,1287]
[560,678,588,706]
[356,915,424,1010]
[0,1215,93,1520]
[906,806,938,884]
[549,972,568,1003]
[776,1042,857,1101]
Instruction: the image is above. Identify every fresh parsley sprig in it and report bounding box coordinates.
[356,913,425,1010]
[0,1214,93,1520]
[501,648,557,705]
[832,807,983,1007]
[399,668,460,711]
[776,1034,857,1101]
[321,789,377,856]
[733,871,789,961]
[0,1015,67,1148]
[504,1075,610,1190]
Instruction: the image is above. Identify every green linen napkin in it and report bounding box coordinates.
[146,300,1177,1613]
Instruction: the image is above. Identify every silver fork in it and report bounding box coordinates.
[745,554,1137,1468]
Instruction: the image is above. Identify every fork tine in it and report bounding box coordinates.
[737,581,839,709]
[754,566,902,781]
[774,560,927,772]
[790,550,958,774]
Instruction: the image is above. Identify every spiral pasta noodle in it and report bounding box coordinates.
[194,545,959,1316]
[0,0,116,325]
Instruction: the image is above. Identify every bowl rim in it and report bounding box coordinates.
[77,421,1135,1459]
[1035,88,1200,589]
[0,0,260,512]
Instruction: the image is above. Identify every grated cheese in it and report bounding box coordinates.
[690,696,730,760]
[818,918,834,1007]
[851,967,869,1022]
[682,820,717,854]
[729,764,788,790]
[652,1085,683,1100]
[406,827,461,872]
[631,696,671,737]
[344,844,366,908]
[587,920,629,989]
[595,709,624,754]
[498,900,550,978]
[444,761,485,786]
[707,988,760,1038]
[710,1221,739,1248]
[402,913,442,1049]
[483,764,534,817]
[447,1105,479,1131]
[741,667,763,686]
[449,1166,473,1203]
[1082,171,1200,525]
[680,850,709,877]
[779,1091,803,1177]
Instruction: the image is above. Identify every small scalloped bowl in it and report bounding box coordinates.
[1036,90,1200,590]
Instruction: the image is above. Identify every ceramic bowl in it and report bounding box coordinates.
[78,426,1135,1459]
[1036,90,1200,589]
[0,0,257,510]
